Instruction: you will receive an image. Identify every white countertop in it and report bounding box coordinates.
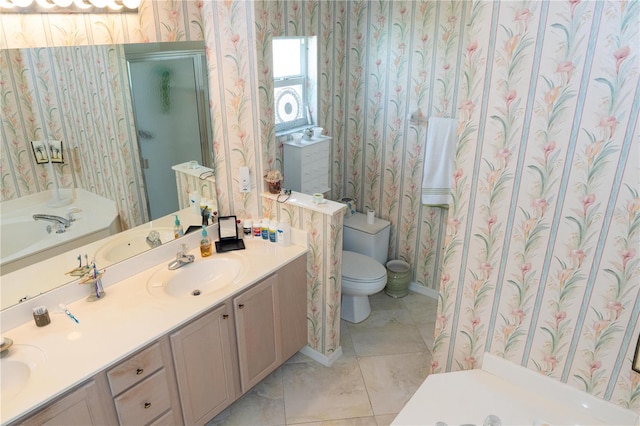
[0,235,307,424]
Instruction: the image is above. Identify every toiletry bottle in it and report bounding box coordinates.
[200,226,212,257]
[189,191,201,215]
[277,221,291,246]
[253,219,262,238]
[277,222,284,246]
[173,215,184,239]
[243,219,252,239]
[201,205,209,226]
[261,219,269,240]
[200,198,209,216]
[269,220,277,243]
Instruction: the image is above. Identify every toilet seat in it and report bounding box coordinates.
[342,251,386,282]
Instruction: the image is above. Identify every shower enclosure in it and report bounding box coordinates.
[125,42,212,220]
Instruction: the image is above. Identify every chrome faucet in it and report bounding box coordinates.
[33,209,79,234]
[168,244,195,270]
[33,213,73,233]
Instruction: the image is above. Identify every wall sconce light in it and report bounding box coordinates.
[0,0,140,13]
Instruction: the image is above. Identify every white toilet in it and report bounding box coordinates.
[341,212,391,323]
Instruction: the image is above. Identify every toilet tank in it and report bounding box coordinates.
[343,212,390,265]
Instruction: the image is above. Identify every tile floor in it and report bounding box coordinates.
[209,291,437,426]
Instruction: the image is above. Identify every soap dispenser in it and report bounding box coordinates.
[174,215,184,239]
[200,226,212,257]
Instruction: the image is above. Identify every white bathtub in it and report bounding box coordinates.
[393,353,639,426]
[0,189,120,275]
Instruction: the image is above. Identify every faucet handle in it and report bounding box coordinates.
[47,223,66,234]
[178,243,189,256]
[66,207,81,223]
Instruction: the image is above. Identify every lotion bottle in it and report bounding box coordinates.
[200,226,212,257]
[173,215,184,239]
[269,220,277,243]
[189,191,201,215]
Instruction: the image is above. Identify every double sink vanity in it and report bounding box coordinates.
[0,225,308,425]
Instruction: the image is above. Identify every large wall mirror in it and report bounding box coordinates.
[0,41,216,310]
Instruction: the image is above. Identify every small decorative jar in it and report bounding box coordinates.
[264,170,283,194]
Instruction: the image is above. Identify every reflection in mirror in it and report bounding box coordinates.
[125,42,212,219]
[218,216,239,240]
[0,41,215,310]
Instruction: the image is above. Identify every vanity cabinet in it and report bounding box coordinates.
[235,254,307,393]
[170,302,238,425]
[11,254,307,426]
[283,137,331,194]
[106,337,182,425]
[234,273,281,392]
[13,375,117,426]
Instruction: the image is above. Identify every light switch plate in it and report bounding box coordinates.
[239,166,250,192]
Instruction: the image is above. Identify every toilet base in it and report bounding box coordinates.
[341,294,372,323]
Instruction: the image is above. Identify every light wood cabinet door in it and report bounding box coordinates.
[234,273,281,393]
[170,303,237,426]
[278,255,308,361]
[16,375,117,426]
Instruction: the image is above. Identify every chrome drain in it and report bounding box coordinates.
[192,289,201,296]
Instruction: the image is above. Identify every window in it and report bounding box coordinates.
[272,37,316,132]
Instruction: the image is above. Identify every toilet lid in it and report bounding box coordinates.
[342,251,386,282]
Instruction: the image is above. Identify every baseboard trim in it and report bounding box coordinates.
[408,282,439,299]
[299,345,343,367]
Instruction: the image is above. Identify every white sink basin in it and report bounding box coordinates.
[95,227,174,264]
[0,344,46,402]
[147,256,246,298]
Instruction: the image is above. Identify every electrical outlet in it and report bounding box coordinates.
[239,166,250,193]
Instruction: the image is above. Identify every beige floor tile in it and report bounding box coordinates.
[288,416,378,426]
[207,368,285,426]
[282,357,373,424]
[210,288,437,426]
[369,291,405,311]
[340,319,356,358]
[348,310,427,357]
[358,352,431,416]
[401,291,437,313]
[374,413,398,426]
[285,350,316,364]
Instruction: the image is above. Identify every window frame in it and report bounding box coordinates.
[273,37,310,132]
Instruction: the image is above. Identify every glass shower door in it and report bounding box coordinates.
[127,52,209,220]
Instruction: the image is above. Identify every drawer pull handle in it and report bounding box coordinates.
[238,304,245,309]
[136,368,144,375]
[223,314,229,319]
[144,402,152,409]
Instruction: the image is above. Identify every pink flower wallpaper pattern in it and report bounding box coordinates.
[1,0,638,410]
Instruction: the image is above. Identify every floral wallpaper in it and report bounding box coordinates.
[2,0,639,411]
[431,0,639,411]
[261,194,345,355]
[0,0,206,229]
[0,45,147,229]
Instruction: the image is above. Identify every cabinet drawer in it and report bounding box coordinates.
[107,341,164,395]
[149,409,176,425]
[114,369,172,425]
[301,150,329,164]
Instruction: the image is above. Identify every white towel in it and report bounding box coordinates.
[421,117,457,206]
